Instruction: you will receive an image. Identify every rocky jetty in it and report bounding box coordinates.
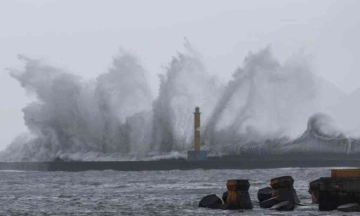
[198,173,360,213]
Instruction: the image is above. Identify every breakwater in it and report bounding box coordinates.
[1,154,360,171]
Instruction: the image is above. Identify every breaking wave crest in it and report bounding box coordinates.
[1,43,360,161]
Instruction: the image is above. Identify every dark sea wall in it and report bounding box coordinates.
[1,156,360,172]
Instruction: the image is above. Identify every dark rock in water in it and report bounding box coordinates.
[337,203,360,212]
[270,201,294,211]
[319,191,353,211]
[199,194,222,208]
[226,191,253,209]
[226,179,250,191]
[222,191,228,203]
[275,187,300,204]
[260,196,284,208]
[258,187,272,202]
[270,176,294,189]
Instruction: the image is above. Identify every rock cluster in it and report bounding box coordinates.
[199,176,300,212]
[258,176,300,211]
[199,173,360,213]
[199,179,253,210]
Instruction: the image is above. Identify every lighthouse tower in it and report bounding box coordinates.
[188,107,207,161]
[194,106,201,151]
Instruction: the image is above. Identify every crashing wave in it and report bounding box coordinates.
[1,44,360,161]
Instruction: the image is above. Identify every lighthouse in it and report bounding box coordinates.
[188,107,207,161]
[194,106,201,151]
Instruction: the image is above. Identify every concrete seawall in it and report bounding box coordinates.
[1,158,360,172]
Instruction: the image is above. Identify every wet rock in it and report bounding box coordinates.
[199,194,222,208]
[318,177,360,211]
[319,191,353,211]
[270,176,294,189]
[309,178,321,204]
[225,191,253,209]
[309,188,319,204]
[270,201,294,211]
[222,191,228,203]
[337,203,360,212]
[258,187,272,202]
[226,179,250,192]
[260,196,284,208]
[309,178,321,191]
[274,187,300,204]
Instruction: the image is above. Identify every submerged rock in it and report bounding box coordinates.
[257,187,272,202]
[199,194,222,208]
[337,203,360,212]
[270,201,294,211]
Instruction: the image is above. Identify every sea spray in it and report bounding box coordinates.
[151,40,220,152]
[1,51,153,161]
[203,47,318,154]
[1,45,360,161]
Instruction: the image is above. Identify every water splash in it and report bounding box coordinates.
[1,44,359,161]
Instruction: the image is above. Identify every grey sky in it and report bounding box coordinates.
[0,0,359,150]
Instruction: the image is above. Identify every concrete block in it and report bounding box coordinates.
[270,176,294,189]
[258,187,272,202]
[226,179,250,191]
[199,194,222,208]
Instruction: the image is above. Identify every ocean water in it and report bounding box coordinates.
[0,167,357,215]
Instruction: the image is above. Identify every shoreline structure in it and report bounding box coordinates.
[1,154,360,171]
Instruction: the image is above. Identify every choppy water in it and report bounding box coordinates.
[0,167,357,215]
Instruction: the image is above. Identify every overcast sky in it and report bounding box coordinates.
[0,0,359,150]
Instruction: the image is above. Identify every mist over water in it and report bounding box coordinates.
[1,44,359,161]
